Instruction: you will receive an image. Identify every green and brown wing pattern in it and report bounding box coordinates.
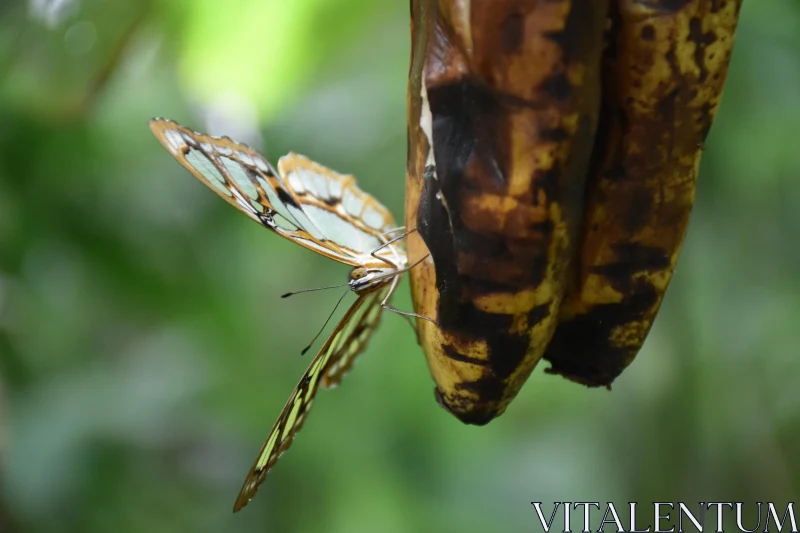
[233,285,389,512]
[150,118,399,265]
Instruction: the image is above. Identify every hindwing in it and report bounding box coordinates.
[232,285,390,512]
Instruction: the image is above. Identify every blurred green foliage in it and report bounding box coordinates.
[0,1,798,532]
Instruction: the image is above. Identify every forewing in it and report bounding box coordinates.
[232,285,389,512]
[150,118,372,266]
[150,118,393,265]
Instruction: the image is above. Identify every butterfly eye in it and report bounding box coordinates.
[349,267,368,281]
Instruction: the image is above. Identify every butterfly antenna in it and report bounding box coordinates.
[300,287,350,355]
[281,281,350,298]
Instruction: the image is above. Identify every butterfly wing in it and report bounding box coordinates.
[149,118,399,265]
[275,153,402,263]
[233,283,391,512]
[320,282,397,389]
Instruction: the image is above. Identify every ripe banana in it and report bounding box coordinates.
[544,0,743,386]
[406,0,608,424]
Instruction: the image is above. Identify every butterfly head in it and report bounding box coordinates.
[348,265,396,292]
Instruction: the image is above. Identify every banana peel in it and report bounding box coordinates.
[405,0,608,424]
[544,0,744,386]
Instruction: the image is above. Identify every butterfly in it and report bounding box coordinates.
[149,118,422,511]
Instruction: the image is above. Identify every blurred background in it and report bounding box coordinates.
[0,1,798,532]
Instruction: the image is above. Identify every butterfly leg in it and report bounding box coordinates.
[377,274,423,344]
[381,226,407,237]
[395,309,421,344]
[381,272,418,337]
[379,254,437,327]
[382,303,436,325]
[370,227,420,267]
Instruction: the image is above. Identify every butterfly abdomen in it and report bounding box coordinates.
[406,0,608,424]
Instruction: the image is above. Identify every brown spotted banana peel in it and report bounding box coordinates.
[405,0,608,424]
[544,0,744,386]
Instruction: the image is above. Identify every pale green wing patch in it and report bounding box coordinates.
[220,156,258,200]
[362,205,387,231]
[184,150,231,198]
[302,204,383,253]
[342,188,364,218]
